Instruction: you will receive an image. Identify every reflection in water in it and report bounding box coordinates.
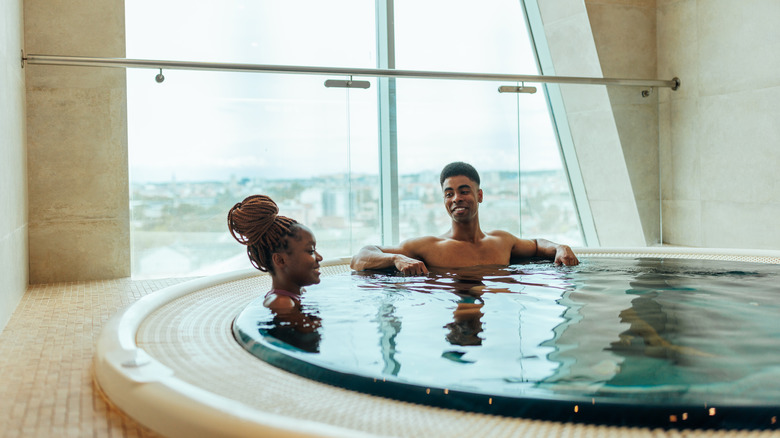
[444,300,485,346]
[543,258,778,398]
[609,294,713,361]
[376,302,402,376]
[263,303,322,353]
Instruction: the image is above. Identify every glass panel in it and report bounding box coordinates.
[393,0,583,245]
[314,83,382,259]
[394,79,520,239]
[394,0,536,74]
[127,1,380,278]
[126,0,587,278]
[126,0,376,66]
[393,79,582,245]
[127,69,379,278]
[517,84,583,245]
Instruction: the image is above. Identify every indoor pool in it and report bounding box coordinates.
[233,257,780,429]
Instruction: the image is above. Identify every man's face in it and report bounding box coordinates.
[442,175,483,223]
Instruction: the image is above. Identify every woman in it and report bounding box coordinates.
[227,194,323,312]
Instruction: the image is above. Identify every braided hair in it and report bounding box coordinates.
[227,194,299,273]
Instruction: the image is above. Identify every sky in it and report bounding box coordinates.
[125,0,565,182]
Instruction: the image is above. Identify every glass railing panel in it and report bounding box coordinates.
[517,83,583,246]
[128,70,379,278]
[393,78,582,245]
[393,78,521,240]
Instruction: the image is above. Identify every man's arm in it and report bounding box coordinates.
[510,236,579,266]
[350,243,429,275]
[535,238,579,266]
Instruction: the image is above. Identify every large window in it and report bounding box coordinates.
[126,0,583,278]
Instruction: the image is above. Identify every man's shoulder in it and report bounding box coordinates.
[402,235,445,247]
[394,235,444,260]
[485,229,521,240]
[484,230,536,249]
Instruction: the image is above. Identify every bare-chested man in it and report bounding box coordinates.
[350,161,579,275]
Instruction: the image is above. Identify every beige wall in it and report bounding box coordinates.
[25,1,130,283]
[1,0,28,331]
[658,0,780,249]
[586,0,660,245]
[540,0,780,250]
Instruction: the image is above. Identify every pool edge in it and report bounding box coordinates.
[93,257,369,438]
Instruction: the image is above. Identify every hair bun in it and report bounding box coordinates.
[227,195,279,246]
[227,194,300,273]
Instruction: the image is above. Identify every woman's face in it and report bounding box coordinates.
[279,226,323,287]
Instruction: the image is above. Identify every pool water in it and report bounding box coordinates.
[233,257,780,429]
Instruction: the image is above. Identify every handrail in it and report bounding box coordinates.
[22,54,680,90]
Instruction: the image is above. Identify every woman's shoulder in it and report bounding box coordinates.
[263,292,298,312]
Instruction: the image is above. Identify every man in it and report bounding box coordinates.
[350,161,579,275]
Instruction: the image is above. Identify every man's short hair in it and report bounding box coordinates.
[440,161,480,186]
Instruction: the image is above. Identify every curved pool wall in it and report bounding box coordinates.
[94,248,780,437]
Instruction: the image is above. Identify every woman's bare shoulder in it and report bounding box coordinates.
[263,294,297,312]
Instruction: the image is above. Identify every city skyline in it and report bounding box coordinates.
[130,168,583,278]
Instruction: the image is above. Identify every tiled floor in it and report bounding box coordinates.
[0,278,190,438]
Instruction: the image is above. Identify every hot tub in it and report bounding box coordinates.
[94,247,780,437]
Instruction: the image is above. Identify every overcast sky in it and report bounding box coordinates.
[125,0,564,182]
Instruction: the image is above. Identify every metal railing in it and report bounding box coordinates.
[22,54,680,90]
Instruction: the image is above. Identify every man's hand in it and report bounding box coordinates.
[394,254,429,275]
[554,245,579,266]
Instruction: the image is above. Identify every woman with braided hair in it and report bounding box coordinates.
[228,194,323,312]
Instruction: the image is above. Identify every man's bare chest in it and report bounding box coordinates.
[420,240,511,267]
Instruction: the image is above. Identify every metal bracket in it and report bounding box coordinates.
[498,85,537,94]
[324,78,371,89]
